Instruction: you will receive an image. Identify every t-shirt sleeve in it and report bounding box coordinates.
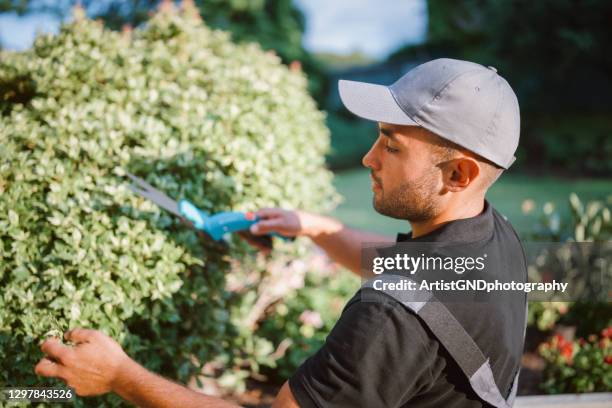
[288,290,437,408]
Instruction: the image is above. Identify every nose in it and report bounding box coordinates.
[362,138,381,171]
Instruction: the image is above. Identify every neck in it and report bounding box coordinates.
[410,196,486,239]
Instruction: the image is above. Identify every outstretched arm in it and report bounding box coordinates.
[35,329,298,408]
[114,361,238,408]
[247,208,395,277]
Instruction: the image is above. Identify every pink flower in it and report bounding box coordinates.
[289,61,302,71]
[299,310,323,329]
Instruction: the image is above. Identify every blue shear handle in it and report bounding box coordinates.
[178,200,293,242]
[178,200,208,230]
[179,200,252,240]
[204,211,257,241]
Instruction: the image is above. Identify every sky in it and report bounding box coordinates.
[0,11,60,50]
[294,0,427,59]
[0,0,427,59]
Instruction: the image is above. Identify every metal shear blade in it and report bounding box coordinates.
[126,172,182,217]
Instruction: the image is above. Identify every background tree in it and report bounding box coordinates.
[389,0,612,175]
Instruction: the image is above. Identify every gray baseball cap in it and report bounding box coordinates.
[339,58,520,169]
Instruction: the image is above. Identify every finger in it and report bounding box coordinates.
[250,219,287,235]
[40,338,71,363]
[254,208,285,219]
[35,358,65,379]
[65,328,98,344]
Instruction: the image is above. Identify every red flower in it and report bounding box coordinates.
[554,334,569,349]
[605,355,612,365]
[561,343,573,362]
[601,327,612,339]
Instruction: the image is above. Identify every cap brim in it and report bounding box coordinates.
[338,80,418,126]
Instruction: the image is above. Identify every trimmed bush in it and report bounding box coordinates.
[0,3,339,405]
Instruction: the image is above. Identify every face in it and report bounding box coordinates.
[362,123,444,222]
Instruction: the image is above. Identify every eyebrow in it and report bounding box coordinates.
[379,127,398,141]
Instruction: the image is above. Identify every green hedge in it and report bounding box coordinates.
[0,4,339,405]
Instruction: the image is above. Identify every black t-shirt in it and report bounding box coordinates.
[289,201,527,408]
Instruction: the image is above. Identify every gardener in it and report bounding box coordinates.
[36,58,528,408]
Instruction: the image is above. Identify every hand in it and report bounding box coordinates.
[238,208,310,253]
[248,208,324,239]
[35,329,131,397]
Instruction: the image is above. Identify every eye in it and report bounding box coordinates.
[384,143,399,153]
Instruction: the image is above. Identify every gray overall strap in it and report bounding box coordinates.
[363,275,523,408]
[505,301,528,407]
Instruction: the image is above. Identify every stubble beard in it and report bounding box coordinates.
[372,171,440,222]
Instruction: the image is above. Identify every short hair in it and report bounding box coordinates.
[425,129,504,190]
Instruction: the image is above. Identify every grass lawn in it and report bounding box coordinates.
[330,167,611,238]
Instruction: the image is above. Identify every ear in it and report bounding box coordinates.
[442,157,480,192]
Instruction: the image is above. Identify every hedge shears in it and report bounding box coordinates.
[125,172,292,247]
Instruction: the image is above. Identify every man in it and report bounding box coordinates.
[36,58,527,407]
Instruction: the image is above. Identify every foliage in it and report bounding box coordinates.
[256,262,359,382]
[0,0,329,105]
[0,4,339,405]
[530,114,612,176]
[527,302,569,332]
[395,0,612,112]
[527,193,611,400]
[530,193,611,242]
[539,329,612,393]
[195,0,329,104]
[527,193,611,339]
